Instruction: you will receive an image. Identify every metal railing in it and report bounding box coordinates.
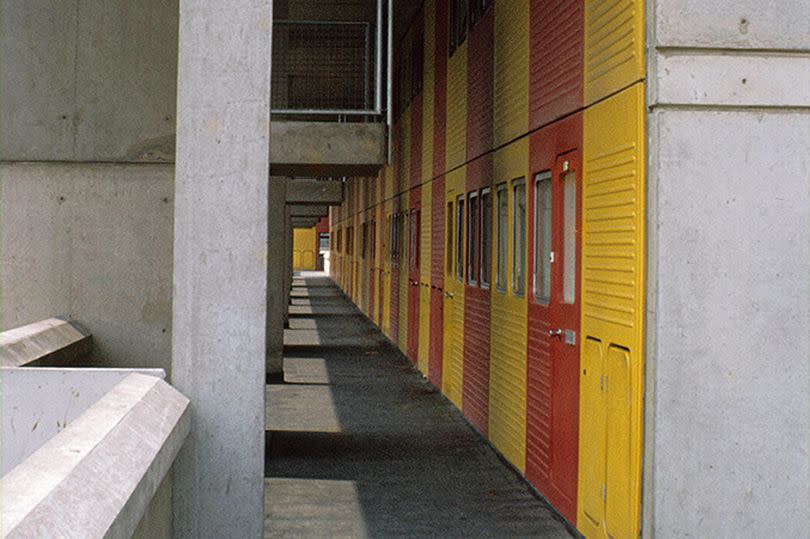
[271,1,384,116]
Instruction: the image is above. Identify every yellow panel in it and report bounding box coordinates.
[578,83,645,539]
[398,191,410,354]
[493,0,529,148]
[488,138,528,472]
[584,0,645,106]
[418,184,432,373]
[442,166,466,407]
[293,228,317,270]
[446,41,468,171]
[606,345,633,539]
[422,0,436,183]
[580,338,606,529]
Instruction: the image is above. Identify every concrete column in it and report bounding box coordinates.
[283,207,292,327]
[171,1,272,538]
[267,178,286,376]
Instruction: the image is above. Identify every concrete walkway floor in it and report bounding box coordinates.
[265,272,575,538]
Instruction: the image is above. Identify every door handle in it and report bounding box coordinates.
[548,328,562,338]
[444,291,454,298]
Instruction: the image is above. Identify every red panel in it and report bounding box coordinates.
[461,155,492,435]
[432,0,448,178]
[466,7,494,160]
[525,112,582,524]
[529,0,584,130]
[315,217,329,234]
[428,174,445,388]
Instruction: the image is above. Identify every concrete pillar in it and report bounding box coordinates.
[171,1,272,537]
[283,207,292,327]
[266,178,286,376]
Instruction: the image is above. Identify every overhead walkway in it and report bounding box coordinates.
[265,272,574,538]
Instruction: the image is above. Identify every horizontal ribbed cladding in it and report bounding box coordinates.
[584,0,644,105]
[465,5,494,161]
[529,0,583,130]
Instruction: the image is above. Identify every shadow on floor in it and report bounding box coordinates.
[264,272,575,538]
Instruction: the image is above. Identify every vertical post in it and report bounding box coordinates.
[284,207,292,327]
[267,178,287,376]
[172,1,272,537]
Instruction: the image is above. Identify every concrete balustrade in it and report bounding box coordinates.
[1,372,190,538]
[0,318,92,367]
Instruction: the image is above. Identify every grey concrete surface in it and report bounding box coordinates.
[1,373,189,539]
[0,163,174,372]
[0,0,177,162]
[265,274,573,538]
[171,1,272,537]
[269,122,385,177]
[1,366,165,475]
[0,318,91,367]
[291,217,322,228]
[267,178,287,375]
[286,179,344,206]
[646,2,810,535]
[289,204,329,218]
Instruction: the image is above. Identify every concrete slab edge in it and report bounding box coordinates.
[0,318,92,367]
[1,373,190,538]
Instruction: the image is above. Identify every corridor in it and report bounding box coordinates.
[264,272,574,538]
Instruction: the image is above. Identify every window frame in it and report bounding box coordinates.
[455,195,465,283]
[480,187,492,289]
[467,191,479,286]
[495,182,508,294]
[511,177,527,297]
[533,171,553,304]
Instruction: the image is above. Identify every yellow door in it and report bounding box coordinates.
[488,140,529,472]
[442,167,466,408]
[577,84,645,539]
[293,228,317,270]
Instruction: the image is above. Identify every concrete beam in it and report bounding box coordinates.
[286,180,343,206]
[269,122,385,177]
[291,218,320,228]
[0,318,92,367]
[289,205,328,218]
[172,1,271,537]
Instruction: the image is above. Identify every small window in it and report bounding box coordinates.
[456,195,465,282]
[496,183,508,292]
[480,188,492,288]
[467,192,479,285]
[319,233,330,252]
[533,173,552,303]
[512,178,526,297]
[447,201,454,276]
[562,171,577,304]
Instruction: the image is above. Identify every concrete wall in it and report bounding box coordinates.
[0,0,178,373]
[0,163,174,372]
[645,1,810,536]
[0,0,178,162]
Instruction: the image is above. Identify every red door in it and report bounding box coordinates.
[407,203,421,363]
[526,149,582,523]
